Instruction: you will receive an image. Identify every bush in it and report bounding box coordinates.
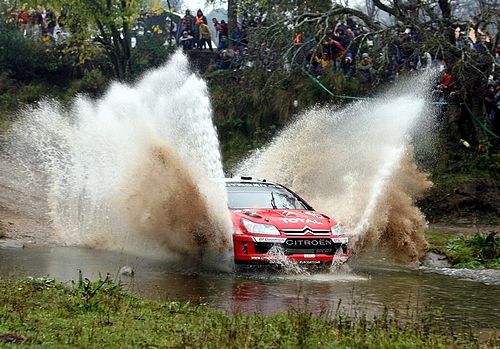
[71,69,109,97]
[0,22,47,79]
[446,232,499,268]
[131,34,174,77]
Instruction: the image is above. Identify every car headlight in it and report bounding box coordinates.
[331,224,345,235]
[241,218,280,235]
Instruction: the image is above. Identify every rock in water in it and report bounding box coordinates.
[119,266,134,276]
[422,252,451,268]
[0,240,24,249]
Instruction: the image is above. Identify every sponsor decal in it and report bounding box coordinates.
[285,239,333,247]
[298,260,321,264]
[303,254,316,258]
[316,249,333,253]
[280,210,300,217]
[332,237,349,244]
[304,211,324,218]
[252,237,286,243]
[226,182,281,188]
[278,218,324,225]
[251,256,278,261]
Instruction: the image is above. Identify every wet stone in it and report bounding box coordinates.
[0,240,24,249]
[119,266,134,276]
[421,252,451,268]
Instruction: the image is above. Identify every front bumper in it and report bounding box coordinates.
[233,234,349,265]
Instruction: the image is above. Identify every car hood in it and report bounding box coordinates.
[232,209,335,231]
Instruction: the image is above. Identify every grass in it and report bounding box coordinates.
[0,276,497,348]
[425,230,500,269]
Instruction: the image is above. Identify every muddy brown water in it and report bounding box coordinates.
[1,246,499,332]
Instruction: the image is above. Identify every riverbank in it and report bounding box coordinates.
[0,277,497,348]
[423,227,499,269]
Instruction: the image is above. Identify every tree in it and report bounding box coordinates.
[8,0,146,80]
[229,0,498,141]
[65,0,146,80]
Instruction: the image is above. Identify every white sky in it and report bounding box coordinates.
[181,0,214,13]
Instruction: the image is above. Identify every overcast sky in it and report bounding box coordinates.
[181,0,214,12]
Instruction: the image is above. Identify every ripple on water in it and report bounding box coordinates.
[420,266,500,286]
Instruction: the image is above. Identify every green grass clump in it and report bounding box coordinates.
[0,277,497,348]
[425,230,499,269]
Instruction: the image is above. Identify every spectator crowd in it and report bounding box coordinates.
[8,5,500,136]
[12,7,68,45]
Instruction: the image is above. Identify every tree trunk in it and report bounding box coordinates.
[228,0,237,37]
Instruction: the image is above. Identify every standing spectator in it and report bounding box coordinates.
[485,81,500,134]
[357,52,375,83]
[217,35,228,50]
[29,9,40,38]
[323,36,344,71]
[57,6,67,31]
[194,9,207,25]
[386,53,399,81]
[193,9,207,48]
[232,49,243,68]
[17,10,30,36]
[484,84,497,124]
[38,8,47,34]
[437,68,454,95]
[46,8,56,36]
[230,24,245,51]
[212,18,222,44]
[311,52,325,76]
[178,10,194,43]
[493,84,500,134]
[342,51,355,77]
[220,20,229,38]
[199,22,213,50]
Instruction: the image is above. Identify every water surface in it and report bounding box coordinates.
[1,246,498,331]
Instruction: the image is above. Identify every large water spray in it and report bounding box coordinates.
[3,51,436,266]
[237,74,435,263]
[4,51,233,265]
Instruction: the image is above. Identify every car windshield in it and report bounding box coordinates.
[226,182,308,210]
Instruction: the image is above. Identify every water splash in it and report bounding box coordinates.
[236,75,435,263]
[4,51,232,267]
[267,245,308,274]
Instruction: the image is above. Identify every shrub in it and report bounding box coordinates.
[446,232,499,268]
[131,34,174,77]
[71,69,109,97]
[0,22,47,79]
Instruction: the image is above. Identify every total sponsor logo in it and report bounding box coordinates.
[278,218,324,225]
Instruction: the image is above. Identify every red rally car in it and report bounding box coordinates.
[225,177,349,266]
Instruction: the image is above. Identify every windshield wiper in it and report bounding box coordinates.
[270,191,277,209]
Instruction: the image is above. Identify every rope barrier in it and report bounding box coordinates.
[302,68,500,140]
[302,68,370,101]
[462,103,500,140]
